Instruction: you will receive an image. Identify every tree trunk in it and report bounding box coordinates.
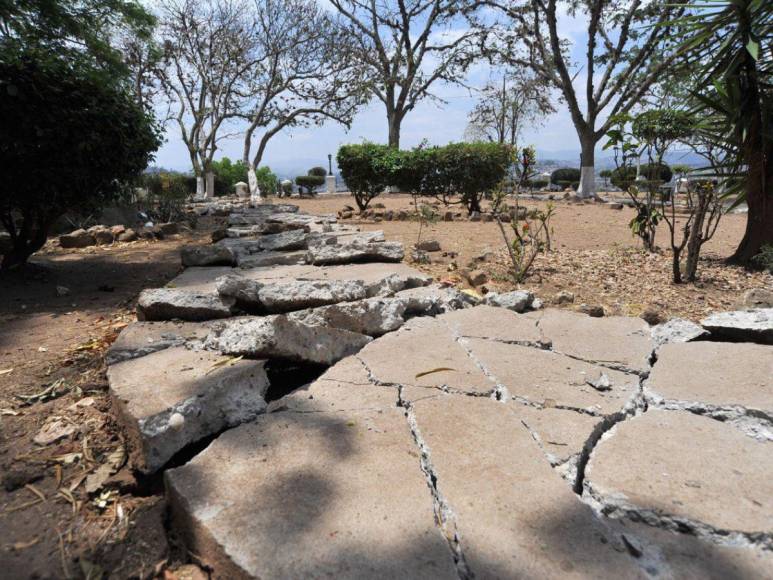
[205,171,215,199]
[387,113,401,148]
[1,217,50,270]
[576,134,597,199]
[247,164,261,205]
[729,141,773,265]
[195,175,205,199]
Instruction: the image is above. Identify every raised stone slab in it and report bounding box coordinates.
[136,288,235,321]
[537,309,654,373]
[646,341,773,435]
[306,240,404,265]
[585,410,773,539]
[701,308,773,344]
[165,369,457,579]
[181,245,236,267]
[106,321,212,364]
[108,346,269,473]
[205,316,372,365]
[167,263,431,295]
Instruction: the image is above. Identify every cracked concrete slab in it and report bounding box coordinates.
[136,288,235,321]
[106,321,212,364]
[538,309,654,373]
[463,337,639,415]
[585,410,773,537]
[647,342,773,418]
[357,317,497,394]
[701,308,773,345]
[516,404,604,465]
[442,305,544,344]
[401,389,645,578]
[165,385,457,579]
[108,346,268,473]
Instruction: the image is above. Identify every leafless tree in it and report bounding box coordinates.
[489,0,686,198]
[158,0,256,198]
[330,0,485,148]
[464,69,555,147]
[240,0,366,200]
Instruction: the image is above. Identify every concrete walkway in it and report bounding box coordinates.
[108,200,773,579]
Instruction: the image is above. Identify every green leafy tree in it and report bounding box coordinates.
[0,51,161,268]
[676,0,773,265]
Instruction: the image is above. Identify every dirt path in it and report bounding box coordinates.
[0,229,214,579]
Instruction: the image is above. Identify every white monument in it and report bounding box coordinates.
[326,174,336,194]
[234,182,249,199]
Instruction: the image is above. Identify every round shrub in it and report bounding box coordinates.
[550,168,581,185]
[308,166,328,177]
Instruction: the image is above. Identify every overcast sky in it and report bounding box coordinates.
[152,3,592,175]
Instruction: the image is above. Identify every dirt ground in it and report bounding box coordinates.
[0,194,769,579]
[0,227,217,579]
[292,193,772,321]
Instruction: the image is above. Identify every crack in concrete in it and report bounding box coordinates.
[583,482,773,552]
[644,389,773,442]
[443,321,509,402]
[397,385,474,580]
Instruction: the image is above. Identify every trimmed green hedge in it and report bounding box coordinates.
[610,163,672,190]
[337,141,513,213]
[550,168,581,185]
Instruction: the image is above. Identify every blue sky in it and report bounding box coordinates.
[152,4,591,176]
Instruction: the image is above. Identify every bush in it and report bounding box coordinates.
[550,168,581,185]
[337,142,394,210]
[254,166,279,196]
[210,157,248,195]
[295,174,324,195]
[610,163,672,190]
[0,50,161,268]
[308,166,327,177]
[527,178,549,189]
[432,142,512,214]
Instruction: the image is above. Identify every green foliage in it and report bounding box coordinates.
[0,48,161,268]
[139,172,190,223]
[254,166,279,196]
[631,110,694,151]
[671,164,692,177]
[550,168,581,186]
[295,174,325,195]
[308,166,327,177]
[339,141,513,213]
[751,244,773,274]
[610,164,673,189]
[337,142,395,210]
[431,142,514,214]
[210,158,247,195]
[675,0,773,263]
[527,179,549,189]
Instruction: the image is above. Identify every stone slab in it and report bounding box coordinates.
[516,404,603,465]
[136,289,235,322]
[306,240,404,265]
[538,309,654,373]
[106,321,212,364]
[442,305,543,344]
[206,315,372,366]
[357,317,496,394]
[464,337,639,415]
[586,410,773,534]
[701,308,773,345]
[108,346,268,472]
[403,390,645,578]
[165,384,456,579]
[236,250,306,268]
[648,341,773,415]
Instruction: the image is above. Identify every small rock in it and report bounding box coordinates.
[481,214,494,222]
[60,229,95,248]
[738,288,773,309]
[110,225,126,236]
[484,291,534,313]
[640,305,665,325]
[578,303,604,317]
[56,285,70,297]
[93,229,115,245]
[443,211,454,222]
[118,228,138,242]
[554,290,575,305]
[651,318,709,348]
[416,239,441,252]
[181,245,236,267]
[607,203,624,210]
[586,372,612,391]
[466,269,488,287]
[159,222,180,236]
[411,249,431,264]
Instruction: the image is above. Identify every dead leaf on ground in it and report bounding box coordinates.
[0,368,13,375]
[205,355,243,374]
[415,367,457,379]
